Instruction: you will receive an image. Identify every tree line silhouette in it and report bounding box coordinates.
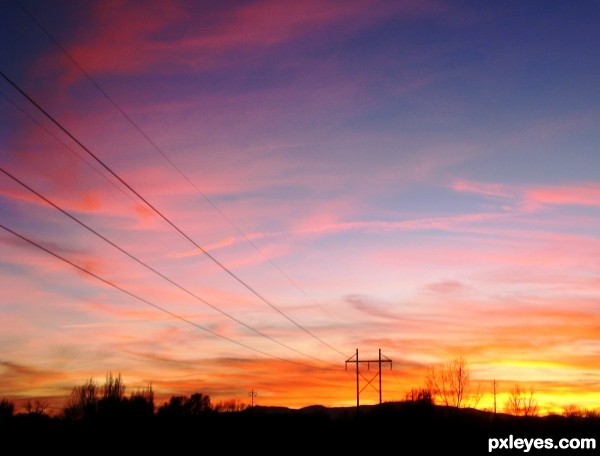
[0,372,250,423]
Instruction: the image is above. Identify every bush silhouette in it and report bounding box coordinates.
[157,392,212,418]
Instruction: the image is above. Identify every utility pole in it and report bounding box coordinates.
[345,348,392,414]
[493,380,498,415]
[378,348,383,404]
[248,389,257,408]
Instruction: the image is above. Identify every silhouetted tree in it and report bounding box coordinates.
[157,395,187,418]
[186,392,211,415]
[98,372,127,418]
[157,393,212,418]
[102,372,125,401]
[0,398,15,419]
[426,356,482,408]
[129,383,155,417]
[405,388,434,405]
[504,384,538,417]
[64,374,156,421]
[63,378,99,420]
[214,399,248,412]
[24,399,49,415]
[584,409,600,419]
[562,404,585,418]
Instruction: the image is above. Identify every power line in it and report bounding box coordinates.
[0,221,329,371]
[12,0,348,357]
[0,164,335,367]
[0,91,135,203]
[0,70,342,358]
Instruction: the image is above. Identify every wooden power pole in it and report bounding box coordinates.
[345,348,392,414]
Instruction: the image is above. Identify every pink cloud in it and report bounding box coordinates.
[0,182,106,215]
[293,211,507,237]
[51,0,185,80]
[178,236,237,256]
[50,0,445,79]
[82,301,169,322]
[452,178,600,215]
[525,182,600,208]
[422,280,469,294]
[452,178,516,199]
[388,233,597,268]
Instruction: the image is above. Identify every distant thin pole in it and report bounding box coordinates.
[493,380,498,414]
[378,348,382,404]
[355,349,359,412]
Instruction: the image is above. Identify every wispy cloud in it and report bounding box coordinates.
[525,182,600,208]
[422,280,470,295]
[452,178,516,199]
[293,211,507,237]
[51,0,446,79]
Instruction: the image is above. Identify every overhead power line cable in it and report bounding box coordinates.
[0,91,135,203]
[0,221,331,371]
[0,164,333,366]
[0,70,343,358]
[13,0,348,357]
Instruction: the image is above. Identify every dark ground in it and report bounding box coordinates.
[3,402,599,454]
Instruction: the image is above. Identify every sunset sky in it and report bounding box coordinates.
[1,0,599,415]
